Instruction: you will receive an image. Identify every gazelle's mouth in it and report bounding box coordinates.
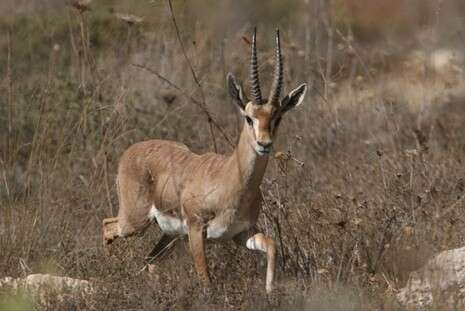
[256,145,272,156]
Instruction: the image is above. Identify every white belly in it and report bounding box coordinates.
[206,221,250,240]
[149,205,250,239]
[148,205,187,235]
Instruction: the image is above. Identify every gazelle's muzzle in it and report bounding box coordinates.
[256,141,272,155]
[255,141,273,155]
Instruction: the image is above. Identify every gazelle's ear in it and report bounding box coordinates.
[280,83,307,114]
[227,73,247,113]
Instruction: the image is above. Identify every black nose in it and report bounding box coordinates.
[257,141,272,149]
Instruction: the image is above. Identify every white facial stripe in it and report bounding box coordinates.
[253,118,260,138]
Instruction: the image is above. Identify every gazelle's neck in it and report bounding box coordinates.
[227,124,269,189]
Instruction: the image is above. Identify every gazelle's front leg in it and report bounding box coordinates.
[188,224,210,285]
[234,230,276,293]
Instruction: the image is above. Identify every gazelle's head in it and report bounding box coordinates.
[227,28,307,156]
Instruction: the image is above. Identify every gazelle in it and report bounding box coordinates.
[102,29,307,293]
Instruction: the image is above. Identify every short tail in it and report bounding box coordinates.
[102,217,120,246]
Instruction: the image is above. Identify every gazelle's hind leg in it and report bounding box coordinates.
[234,229,276,293]
[102,217,120,245]
[107,170,152,244]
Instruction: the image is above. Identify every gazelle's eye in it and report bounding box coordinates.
[245,116,253,126]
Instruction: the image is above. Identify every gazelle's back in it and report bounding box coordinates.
[118,139,192,178]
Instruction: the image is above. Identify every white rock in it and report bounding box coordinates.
[397,246,465,308]
[0,276,19,290]
[0,274,93,303]
[24,274,92,293]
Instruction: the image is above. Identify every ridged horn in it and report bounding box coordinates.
[268,29,283,105]
[250,27,263,104]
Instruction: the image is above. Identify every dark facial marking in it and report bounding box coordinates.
[245,116,253,126]
[271,116,282,136]
[254,109,272,131]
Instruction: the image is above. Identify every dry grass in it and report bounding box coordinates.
[1,0,465,310]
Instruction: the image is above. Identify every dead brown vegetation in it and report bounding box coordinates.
[1,0,465,310]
